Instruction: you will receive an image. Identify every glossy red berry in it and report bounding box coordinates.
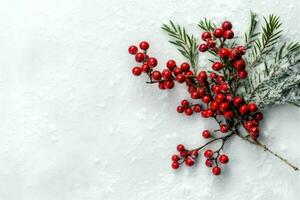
[233,96,244,107]
[180,62,190,72]
[139,41,149,50]
[172,155,180,162]
[132,67,142,76]
[255,112,264,121]
[202,95,211,103]
[181,99,189,107]
[197,71,207,82]
[151,70,162,80]
[220,83,229,92]
[210,101,219,110]
[185,157,194,167]
[237,45,246,55]
[223,30,234,39]
[175,74,186,83]
[212,85,221,94]
[210,72,218,79]
[197,88,206,97]
[207,39,216,48]
[166,60,176,70]
[206,109,214,117]
[128,45,138,55]
[190,150,199,158]
[173,67,182,76]
[250,126,259,135]
[218,48,229,58]
[205,159,213,167]
[212,61,223,71]
[217,76,225,83]
[162,69,173,80]
[233,59,246,71]
[185,107,193,116]
[216,93,226,103]
[177,106,185,113]
[239,104,249,115]
[191,92,199,99]
[222,21,232,30]
[212,166,221,175]
[202,130,211,139]
[213,28,223,38]
[223,110,234,119]
[248,103,258,112]
[135,52,145,62]
[201,31,212,41]
[199,44,208,52]
[204,149,214,158]
[141,63,150,72]
[172,162,180,169]
[180,151,188,157]
[177,144,185,152]
[238,70,248,79]
[219,154,229,164]
[164,80,174,89]
[229,49,241,60]
[158,82,165,90]
[148,57,158,67]
[220,124,229,133]
[193,104,202,112]
[219,102,230,112]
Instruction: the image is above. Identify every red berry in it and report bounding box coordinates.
[202,95,211,103]
[236,45,246,55]
[222,21,232,30]
[181,99,189,107]
[177,144,185,152]
[139,41,149,50]
[185,107,193,116]
[210,101,219,110]
[212,85,221,94]
[213,28,224,38]
[233,59,246,71]
[148,57,158,67]
[171,162,180,169]
[216,93,226,103]
[164,80,174,89]
[255,112,264,121]
[201,31,212,41]
[180,151,188,157]
[173,67,182,76]
[205,159,213,167]
[185,157,194,167]
[197,88,206,97]
[128,45,138,55]
[190,150,199,158]
[180,62,190,72]
[229,49,241,60]
[212,166,221,175]
[217,76,225,83]
[177,106,185,113]
[204,149,214,158]
[202,130,211,139]
[191,92,199,99]
[162,69,173,80]
[223,30,234,39]
[220,83,229,92]
[220,124,229,133]
[193,104,202,112]
[158,82,165,90]
[237,70,248,79]
[166,60,176,70]
[172,155,180,162]
[212,61,223,71]
[207,39,216,48]
[197,71,207,82]
[219,102,230,112]
[201,110,208,118]
[248,103,258,112]
[250,126,259,134]
[223,110,234,119]
[135,52,145,62]
[210,72,218,79]
[175,74,186,83]
[206,109,214,117]
[188,86,196,94]
[219,154,229,164]
[218,48,229,58]
[141,63,150,72]
[132,67,142,76]
[199,44,208,52]
[233,96,244,107]
[239,104,249,115]
[151,70,162,80]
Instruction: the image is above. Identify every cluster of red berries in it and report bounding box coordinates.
[128,20,265,176]
[171,143,229,175]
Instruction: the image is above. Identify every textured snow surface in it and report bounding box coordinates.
[0,0,300,199]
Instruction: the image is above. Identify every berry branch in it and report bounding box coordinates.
[128,13,300,176]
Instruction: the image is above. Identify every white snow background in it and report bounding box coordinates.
[0,0,300,199]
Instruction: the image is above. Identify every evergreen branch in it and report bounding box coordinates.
[198,18,216,32]
[244,11,260,49]
[247,14,283,68]
[162,21,199,73]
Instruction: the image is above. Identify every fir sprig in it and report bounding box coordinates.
[162,21,199,73]
[198,18,216,32]
[244,11,260,49]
